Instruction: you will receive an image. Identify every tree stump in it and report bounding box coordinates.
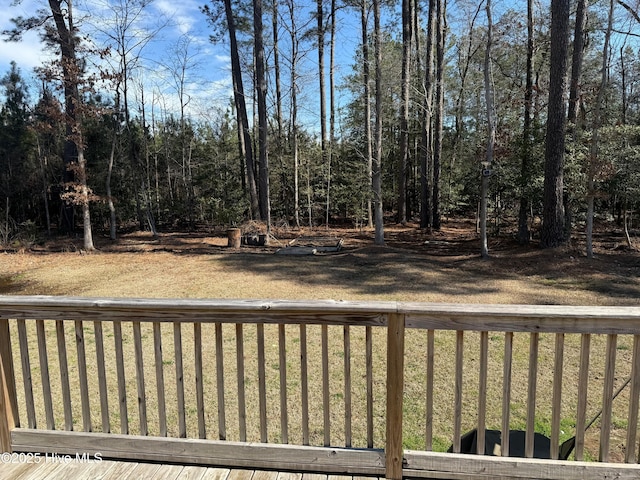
[227,228,241,248]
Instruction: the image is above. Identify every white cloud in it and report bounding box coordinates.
[0,1,55,76]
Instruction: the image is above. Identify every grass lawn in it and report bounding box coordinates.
[2,221,640,461]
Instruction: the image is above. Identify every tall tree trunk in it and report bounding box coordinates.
[287,0,301,228]
[317,0,328,227]
[586,0,614,259]
[272,0,284,224]
[223,0,260,220]
[77,147,94,251]
[432,0,446,230]
[49,0,76,235]
[361,0,374,228]
[480,0,494,259]
[48,0,94,250]
[420,0,436,228]
[397,0,412,224]
[517,0,535,244]
[107,126,117,241]
[373,0,384,245]
[541,0,570,248]
[567,0,587,126]
[327,0,336,227]
[254,0,271,230]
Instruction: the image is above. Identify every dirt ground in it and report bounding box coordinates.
[1,218,639,305]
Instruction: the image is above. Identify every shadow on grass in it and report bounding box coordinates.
[214,246,640,304]
[0,275,29,294]
[215,249,504,300]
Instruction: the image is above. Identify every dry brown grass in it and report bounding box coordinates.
[2,221,640,460]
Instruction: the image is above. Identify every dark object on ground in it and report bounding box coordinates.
[448,429,575,460]
[242,234,268,246]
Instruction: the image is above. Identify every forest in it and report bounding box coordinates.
[1,0,640,257]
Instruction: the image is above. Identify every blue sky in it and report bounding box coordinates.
[0,0,363,130]
[1,0,235,121]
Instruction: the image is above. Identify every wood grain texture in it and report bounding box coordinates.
[154,322,168,437]
[132,321,148,436]
[11,429,386,475]
[550,333,564,460]
[385,313,405,480]
[0,318,15,452]
[404,450,640,479]
[626,335,640,463]
[94,321,110,433]
[56,320,72,431]
[113,321,128,435]
[75,320,92,433]
[17,319,35,429]
[35,320,54,430]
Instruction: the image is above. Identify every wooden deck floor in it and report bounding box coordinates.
[0,459,384,480]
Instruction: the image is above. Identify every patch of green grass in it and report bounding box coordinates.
[403,433,424,450]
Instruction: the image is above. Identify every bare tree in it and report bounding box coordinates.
[480,0,495,259]
[517,0,536,245]
[586,0,615,259]
[203,0,260,220]
[91,0,162,239]
[373,0,384,245]
[316,0,329,226]
[361,0,374,228]
[397,0,412,224]
[254,0,271,229]
[419,0,436,229]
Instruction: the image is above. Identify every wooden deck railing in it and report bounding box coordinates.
[1,297,640,479]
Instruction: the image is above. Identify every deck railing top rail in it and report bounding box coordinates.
[1,295,639,326]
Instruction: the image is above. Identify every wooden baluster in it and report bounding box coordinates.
[216,322,226,440]
[366,325,373,449]
[153,322,167,437]
[343,325,351,448]
[501,332,513,457]
[300,324,309,446]
[0,318,17,452]
[174,321,186,438]
[133,321,147,436]
[425,329,434,451]
[599,334,617,462]
[279,324,289,444]
[575,333,590,461]
[113,320,128,434]
[56,320,72,431]
[94,321,110,433]
[17,320,35,428]
[322,324,330,447]
[194,323,206,439]
[453,330,464,453]
[550,333,564,459]
[525,332,539,458]
[236,324,247,442]
[75,320,91,432]
[36,319,54,430]
[257,323,267,443]
[477,331,488,455]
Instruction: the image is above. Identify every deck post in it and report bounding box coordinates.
[0,319,17,453]
[385,313,405,480]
